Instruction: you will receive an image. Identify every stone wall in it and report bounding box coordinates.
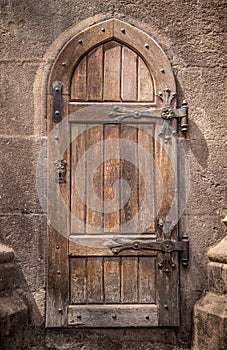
[0,1,226,349]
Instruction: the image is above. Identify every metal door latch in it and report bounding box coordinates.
[52,81,63,123]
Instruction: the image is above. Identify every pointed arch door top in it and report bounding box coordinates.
[48,18,176,106]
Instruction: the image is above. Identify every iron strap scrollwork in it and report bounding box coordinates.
[111,217,189,273]
[108,88,189,143]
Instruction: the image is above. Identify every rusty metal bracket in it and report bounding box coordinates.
[111,237,189,273]
[108,88,188,143]
[52,81,63,123]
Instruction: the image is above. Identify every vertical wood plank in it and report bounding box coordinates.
[71,125,87,234]
[104,258,121,303]
[138,57,154,102]
[103,42,121,101]
[121,257,138,303]
[138,257,156,303]
[46,95,70,327]
[87,258,103,303]
[86,125,104,233]
[104,125,120,232]
[120,125,139,233]
[70,258,87,304]
[87,46,103,101]
[71,56,87,100]
[121,46,137,101]
[138,125,155,233]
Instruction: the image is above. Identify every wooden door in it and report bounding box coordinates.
[46,19,189,328]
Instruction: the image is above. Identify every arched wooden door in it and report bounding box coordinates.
[47,19,189,327]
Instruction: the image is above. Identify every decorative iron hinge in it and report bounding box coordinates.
[111,217,189,273]
[108,88,188,143]
[52,81,63,123]
[54,159,67,183]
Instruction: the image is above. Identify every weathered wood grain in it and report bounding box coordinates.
[68,304,158,327]
[104,257,121,303]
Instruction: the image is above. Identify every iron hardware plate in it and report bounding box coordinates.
[52,81,63,123]
[54,159,67,183]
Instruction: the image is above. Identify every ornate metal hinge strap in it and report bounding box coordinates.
[52,81,63,123]
[111,237,189,273]
[108,88,188,143]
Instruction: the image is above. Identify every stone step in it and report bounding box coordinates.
[0,243,15,292]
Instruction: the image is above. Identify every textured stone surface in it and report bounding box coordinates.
[0,0,226,349]
[208,261,227,294]
[0,291,29,350]
[208,236,227,263]
[193,292,227,350]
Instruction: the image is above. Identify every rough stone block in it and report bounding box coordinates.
[0,137,45,213]
[193,292,227,350]
[0,292,29,350]
[0,61,40,136]
[208,261,227,294]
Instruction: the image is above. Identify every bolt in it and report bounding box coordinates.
[160,68,165,73]
[55,110,60,115]
[101,27,105,32]
[55,88,59,92]
[164,304,168,309]
[134,243,139,248]
[78,39,83,44]
[58,308,62,313]
[145,44,149,49]
[113,249,117,254]
[62,62,66,67]
[121,28,126,34]
[56,245,60,249]
[55,136,58,140]
[57,270,61,275]
[145,315,150,320]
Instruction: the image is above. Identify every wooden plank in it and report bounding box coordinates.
[138,125,155,233]
[70,258,87,304]
[71,125,87,234]
[104,257,121,303]
[103,125,121,232]
[121,46,137,101]
[68,304,158,327]
[138,257,156,303]
[121,257,138,303]
[71,56,87,100]
[87,46,103,101]
[138,57,154,102]
[86,125,104,233]
[154,122,178,228]
[103,41,121,101]
[156,254,180,326]
[120,125,139,233]
[87,258,103,303]
[46,95,70,327]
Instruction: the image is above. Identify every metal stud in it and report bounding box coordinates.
[58,308,62,313]
[77,315,81,320]
[57,270,61,275]
[78,39,83,44]
[121,28,126,34]
[160,68,165,73]
[164,304,168,309]
[145,315,150,320]
[112,314,117,320]
[56,245,60,249]
[145,44,149,49]
[101,27,105,32]
[62,62,66,67]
